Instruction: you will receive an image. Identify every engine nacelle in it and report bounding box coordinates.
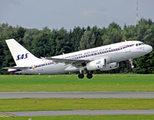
[100,62,119,71]
[86,59,107,71]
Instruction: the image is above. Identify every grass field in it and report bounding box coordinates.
[1,115,154,120]
[0,74,154,119]
[0,98,154,112]
[0,74,154,91]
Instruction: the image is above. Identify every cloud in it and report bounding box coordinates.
[11,0,21,6]
[74,9,114,28]
[81,10,111,19]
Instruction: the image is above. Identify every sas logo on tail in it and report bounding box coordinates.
[16,53,29,61]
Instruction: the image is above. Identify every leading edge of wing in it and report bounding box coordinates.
[45,57,90,64]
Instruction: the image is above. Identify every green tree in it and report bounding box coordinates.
[78,30,96,50]
[32,27,53,57]
[69,26,85,51]
[55,28,71,55]
[23,29,40,50]
[102,34,113,45]
[122,25,138,40]
[134,51,154,74]
[107,22,123,43]
[91,26,104,47]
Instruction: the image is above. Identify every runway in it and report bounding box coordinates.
[1,92,154,116]
[5,110,154,116]
[0,91,154,98]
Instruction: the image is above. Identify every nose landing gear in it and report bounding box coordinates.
[129,58,134,68]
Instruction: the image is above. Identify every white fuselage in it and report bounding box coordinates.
[10,41,152,74]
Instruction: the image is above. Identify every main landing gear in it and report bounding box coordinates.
[78,71,93,79]
[87,73,93,79]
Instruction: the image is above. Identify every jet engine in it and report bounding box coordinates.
[86,58,119,71]
[86,59,107,71]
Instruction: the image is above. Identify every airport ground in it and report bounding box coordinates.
[1,114,154,120]
[0,74,154,92]
[0,74,154,119]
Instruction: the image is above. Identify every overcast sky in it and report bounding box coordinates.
[0,0,154,30]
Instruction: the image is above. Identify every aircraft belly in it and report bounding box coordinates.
[16,63,68,75]
[43,63,68,74]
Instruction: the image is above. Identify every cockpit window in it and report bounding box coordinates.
[136,42,144,46]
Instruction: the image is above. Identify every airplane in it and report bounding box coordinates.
[4,39,153,79]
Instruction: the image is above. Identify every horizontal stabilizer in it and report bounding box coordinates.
[3,67,29,70]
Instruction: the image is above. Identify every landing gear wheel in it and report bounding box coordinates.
[78,73,84,79]
[87,73,93,79]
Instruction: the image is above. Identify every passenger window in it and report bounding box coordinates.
[136,44,138,46]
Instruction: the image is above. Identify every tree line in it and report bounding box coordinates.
[0,18,154,74]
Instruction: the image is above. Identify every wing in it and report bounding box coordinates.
[45,57,90,66]
[3,67,29,70]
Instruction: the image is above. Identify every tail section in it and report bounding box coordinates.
[6,39,40,66]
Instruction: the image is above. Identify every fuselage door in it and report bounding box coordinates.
[125,44,131,53]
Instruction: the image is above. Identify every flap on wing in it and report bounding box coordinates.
[3,67,29,70]
[45,57,90,65]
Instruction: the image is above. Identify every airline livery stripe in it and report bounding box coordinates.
[69,44,134,60]
[29,61,54,69]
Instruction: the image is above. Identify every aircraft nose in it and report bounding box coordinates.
[146,45,153,53]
